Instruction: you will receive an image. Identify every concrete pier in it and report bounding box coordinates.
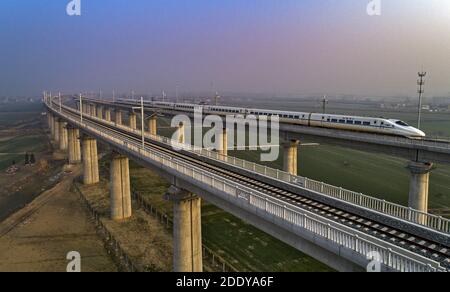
[67,127,81,164]
[53,118,60,143]
[110,153,132,221]
[82,136,99,185]
[129,112,137,130]
[148,116,157,136]
[47,113,52,130]
[283,140,300,176]
[115,110,122,125]
[58,121,68,151]
[217,128,228,157]
[97,106,103,119]
[177,122,185,144]
[407,161,433,214]
[105,109,111,122]
[49,114,55,138]
[90,104,97,117]
[165,186,203,272]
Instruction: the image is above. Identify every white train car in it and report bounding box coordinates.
[116,98,425,137]
[308,113,425,137]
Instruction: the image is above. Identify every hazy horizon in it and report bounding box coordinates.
[1,0,450,98]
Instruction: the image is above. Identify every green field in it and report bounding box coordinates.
[0,102,46,170]
[128,161,334,272]
[0,135,47,170]
[0,102,44,128]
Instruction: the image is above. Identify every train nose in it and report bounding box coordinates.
[414,128,426,137]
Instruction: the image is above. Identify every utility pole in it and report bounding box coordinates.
[321,95,329,114]
[417,71,427,130]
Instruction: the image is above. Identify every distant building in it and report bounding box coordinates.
[422,105,430,110]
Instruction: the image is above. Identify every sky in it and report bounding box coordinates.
[0,0,450,98]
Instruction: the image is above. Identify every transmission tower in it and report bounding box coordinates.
[417,71,427,130]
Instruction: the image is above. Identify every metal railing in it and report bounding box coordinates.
[47,102,447,272]
[53,100,450,234]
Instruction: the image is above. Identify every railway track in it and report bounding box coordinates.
[57,104,450,270]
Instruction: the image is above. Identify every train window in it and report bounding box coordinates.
[395,121,409,127]
[327,118,330,122]
[295,116,300,119]
[289,115,294,119]
[346,120,353,124]
[363,122,370,126]
[339,120,346,123]
[331,119,338,122]
[355,121,362,125]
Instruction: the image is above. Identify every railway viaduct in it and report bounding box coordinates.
[45,94,450,272]
[78,97,450,216]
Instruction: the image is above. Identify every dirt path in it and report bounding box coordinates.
[0,166,117,272]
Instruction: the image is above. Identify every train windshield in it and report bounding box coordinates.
[395,120,409,127]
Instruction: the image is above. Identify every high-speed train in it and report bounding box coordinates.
[116,99,426,138]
